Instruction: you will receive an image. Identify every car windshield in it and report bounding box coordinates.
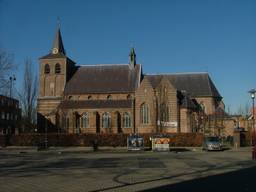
[206,137,220,142]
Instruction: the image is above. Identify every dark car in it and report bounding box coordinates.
[202,136,222,151]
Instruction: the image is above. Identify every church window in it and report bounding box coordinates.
[107,95,112,100]
[123,112,131,128]
[44,64,50,74]
[160,103,169,122]
[102,112,111,128]
[200,103,206,113]
[81,113,89,128]
[55,63,61,74]
[140,103,149,124]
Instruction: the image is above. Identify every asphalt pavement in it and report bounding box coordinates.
[0,146,255,192]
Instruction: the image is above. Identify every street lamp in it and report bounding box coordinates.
[9,75,16,98]
[249,88,256,160]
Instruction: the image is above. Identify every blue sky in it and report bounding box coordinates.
[0,0,256,113]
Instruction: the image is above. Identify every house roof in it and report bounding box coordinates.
[58,99,133,109]
[64,64,141,95]
[146,73,221,98]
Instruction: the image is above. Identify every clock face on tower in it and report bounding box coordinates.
[52,48,58,54]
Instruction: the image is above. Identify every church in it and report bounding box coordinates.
[37,27,224,134]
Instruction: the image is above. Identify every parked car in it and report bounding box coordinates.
[202,136,222,151]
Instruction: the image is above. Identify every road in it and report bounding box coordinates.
[0,147,255,192]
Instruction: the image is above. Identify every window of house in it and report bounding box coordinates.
[6,113,9,120]
[102,112,111,128]
[1,112,5,120]
[44,64,50,74]
[123,112,131,128]
[81,113,89,128]
[140,103,149,124]
[55,63,61,74]
[88,95,92,100]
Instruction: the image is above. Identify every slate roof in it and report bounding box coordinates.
[147,73,221,98]
[180,95,198,109]
[40,27,66,59]
[52,28,66,55]
[58,100,133,109]
[64,64,141,95]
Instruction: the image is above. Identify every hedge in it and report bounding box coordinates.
[0,133,204,147]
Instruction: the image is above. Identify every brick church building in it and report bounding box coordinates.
[37,27,224,134]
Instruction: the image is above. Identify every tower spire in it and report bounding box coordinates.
[52,19,66,55]
[129,47,136,68]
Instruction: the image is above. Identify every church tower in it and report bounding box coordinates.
[37,25,76,131]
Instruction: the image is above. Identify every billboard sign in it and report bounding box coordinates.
[127,135,144,151]
[152,137,170,151]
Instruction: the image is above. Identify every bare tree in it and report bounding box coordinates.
[237,103,250,117]
[0,49,15,95]
[18,58,38,132]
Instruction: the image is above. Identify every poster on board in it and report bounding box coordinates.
[127,135,144,151]
[152,136,170,151]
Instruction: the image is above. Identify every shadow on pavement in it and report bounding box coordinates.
[169,148,191,153]
[143,165,256,192]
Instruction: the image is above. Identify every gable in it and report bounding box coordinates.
[146,73,221,98]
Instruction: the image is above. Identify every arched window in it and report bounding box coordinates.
[140,103,149,124]
[107,95,112,100]
[102,112,111,128]
[44,64,50,74]
[61,115,69,131]
[160,103,169,122]
[81,113,89,128]
[88,95,92,100]
[55,63,61,74]
[123,112,131,128]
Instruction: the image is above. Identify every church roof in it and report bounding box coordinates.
[52,28,66,55]
[146,73,221,98]
[40,27,66,59]
[64,64,141,94]
[58,99,133,109]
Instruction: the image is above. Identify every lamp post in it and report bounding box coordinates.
[249,89,256,160]
[44,115,48,149]
[9,75,16,98]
